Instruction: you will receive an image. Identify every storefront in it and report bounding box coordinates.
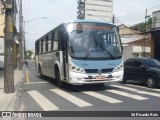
[150,10,160,61]
[150,29,160,61]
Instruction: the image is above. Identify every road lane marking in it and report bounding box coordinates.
[28,90,59,111]
[24,82,48,84]
[26,68,29,83]
[106,89,148,100]
[126,84,160,92]
[83,91,123,104]
[110,85,160,97]
[50,89,92,107]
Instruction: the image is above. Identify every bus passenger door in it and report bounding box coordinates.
[61,31,68,81]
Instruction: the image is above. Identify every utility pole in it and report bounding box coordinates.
[112,15,115,24]
[4,0,14,93]
[144,9,150,58]
[18,0,23,70]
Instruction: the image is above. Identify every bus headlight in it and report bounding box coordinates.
[69,64,84,73]
[71,66,76,70]
[113,64,123,72]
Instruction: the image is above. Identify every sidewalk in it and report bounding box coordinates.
[0,68,24,111]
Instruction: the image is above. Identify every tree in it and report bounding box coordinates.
[25,50,33,60]
[131,17,152,32]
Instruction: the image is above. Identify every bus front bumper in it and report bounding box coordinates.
[68,71,123,85]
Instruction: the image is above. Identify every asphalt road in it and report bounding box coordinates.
[12,62,160,120]
[0,69,3,77]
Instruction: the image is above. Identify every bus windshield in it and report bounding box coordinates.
[67,22,122,60]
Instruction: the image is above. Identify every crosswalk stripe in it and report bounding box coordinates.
[27,90,59,111]
[126,84,160,92]
[110,85,160,97]
[83,91,123,104]
[50,89,92,107]
[106,90,148,100]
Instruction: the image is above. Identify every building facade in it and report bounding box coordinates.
[150,10,160,61]
[0,1,18,68]
[77,0,113,23]
[0,3,4,37]
[119,24,151,61]
[0,2,5,68]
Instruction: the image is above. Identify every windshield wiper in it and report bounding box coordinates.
[98,43,115,60]
[84,40,96,59]
[84,33,115,60]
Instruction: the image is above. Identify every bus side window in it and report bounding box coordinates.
[38,41,40,54]
[51,32,54,51]
[54,29,59,50]
[103,34,107,45]
[48,33,53,52]
[43,37,46,53]
[41,39,43,53]
[45,35,48,52]
[113,33,118,47]
[108,34,112,45]
[35,41,38,55]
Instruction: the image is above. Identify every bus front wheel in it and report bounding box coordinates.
[56,70,64,88]
[39,65,44,78]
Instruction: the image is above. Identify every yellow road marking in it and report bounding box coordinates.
[26,68,29,83]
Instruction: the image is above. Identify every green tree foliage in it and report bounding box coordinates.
[25,50,33,60]
[131,17,152,32]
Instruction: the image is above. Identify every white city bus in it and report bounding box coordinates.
[35,20,123,87]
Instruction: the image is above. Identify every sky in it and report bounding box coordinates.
[21,0,160,50]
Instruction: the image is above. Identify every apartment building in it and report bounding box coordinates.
[77,0,113,23]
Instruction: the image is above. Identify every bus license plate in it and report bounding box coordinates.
[95,76,105,80]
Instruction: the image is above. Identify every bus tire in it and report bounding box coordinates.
[39,65,44,78]
[56,70,64,88]
[122,75,127,84]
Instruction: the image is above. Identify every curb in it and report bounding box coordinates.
[0,69,24,111]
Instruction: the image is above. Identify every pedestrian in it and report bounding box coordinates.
[25,59,28,67]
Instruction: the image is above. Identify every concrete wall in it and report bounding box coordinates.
[123,45,151,62]
[132,45,150,53]
[123,46,133,62]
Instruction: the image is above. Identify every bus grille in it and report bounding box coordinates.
[84,68,113,73]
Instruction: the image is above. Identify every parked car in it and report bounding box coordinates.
[123,58,160,88]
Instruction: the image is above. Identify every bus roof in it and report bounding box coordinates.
[64,19,113,25]
[35,19,115,42]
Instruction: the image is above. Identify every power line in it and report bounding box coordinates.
[114,3,159,31]
[115,5,160,24]
[116,4,160,18]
